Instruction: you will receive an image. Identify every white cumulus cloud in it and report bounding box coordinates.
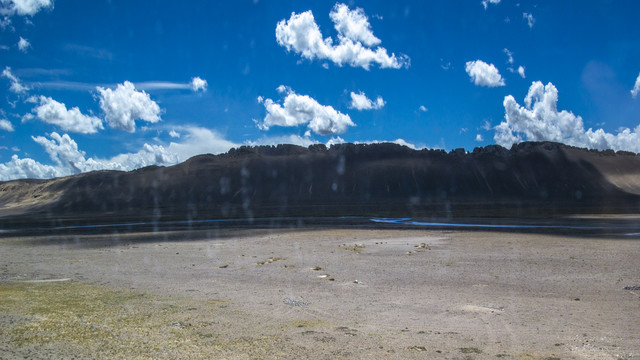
[349,91,385,110]
[475,134,484,142]
[97,81,162,132]
[0,127,238,181]
[0,154,60,180]
[329,3,380,47]
[419,105,428,112]
[352,138,420,150]
[31,132,92,173]
[482,0,501,10]
[631,72,640,99]
[245,134,317,148]
[495,81,640,153]
[275,4,409,70]
[29,96,103,134]
[1,66,29,94]
[0,118,14,131]
[517,65,526,78]
[257,86,354,135]
[17,36,30,52]
[190,76,207,92]
[326,136,346,147]
[0,0,52,16]
[166,126,237,160]
[465,60,505,87]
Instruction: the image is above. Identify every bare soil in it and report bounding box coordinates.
[1,228,639,359]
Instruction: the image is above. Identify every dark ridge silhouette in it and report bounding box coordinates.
[1,141,639,226]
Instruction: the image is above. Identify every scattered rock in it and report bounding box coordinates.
[257,257,285,265]
[167,321,188,328]
[335,326,358,336]
[408,346,427,352]
[283,297,309,307]
[459,347,482,354]
[623,285,640,291]
[460,304,504,313]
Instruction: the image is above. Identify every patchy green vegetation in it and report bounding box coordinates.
[0,281,289,359]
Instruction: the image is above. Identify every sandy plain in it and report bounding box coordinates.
[1,227,639,359]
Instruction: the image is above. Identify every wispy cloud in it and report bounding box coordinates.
[64,44,114,60]
[1,66,29,93]
[34,80,206,92]
[481,0,501,10]
[134,81,191,91]
[0,119,14,132]
[523,12,535,28]
[503,48,514,64]
[32,80,97,91]
[17,36,30,52]
[631,72,640,99]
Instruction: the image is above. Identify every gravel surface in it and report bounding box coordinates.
[1,228,639,359]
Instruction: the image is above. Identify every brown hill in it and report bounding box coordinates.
[1,141,639,226]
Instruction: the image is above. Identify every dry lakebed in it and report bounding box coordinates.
[1,228,639,359]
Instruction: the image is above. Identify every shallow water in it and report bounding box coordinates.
[370,217,640,236]
[2,215,640,237]
[370,217,606,229]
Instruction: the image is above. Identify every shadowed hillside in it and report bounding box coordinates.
[1,141,640,226]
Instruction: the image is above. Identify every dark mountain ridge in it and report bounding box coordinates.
[1,141,640,226]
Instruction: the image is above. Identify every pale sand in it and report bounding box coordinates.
[1,228,639,359]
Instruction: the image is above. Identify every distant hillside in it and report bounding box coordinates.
[1,141,640,225]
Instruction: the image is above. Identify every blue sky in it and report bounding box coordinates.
[1,0,639,180]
